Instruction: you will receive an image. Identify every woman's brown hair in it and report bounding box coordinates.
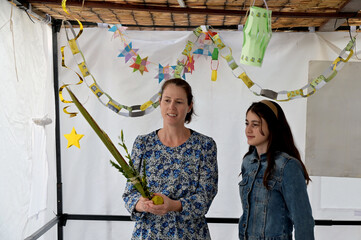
[160,78,195,124]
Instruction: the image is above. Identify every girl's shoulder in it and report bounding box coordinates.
[275,152,301,163]
[274,152,303,174]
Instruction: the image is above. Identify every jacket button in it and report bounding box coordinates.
[243,224,246,227]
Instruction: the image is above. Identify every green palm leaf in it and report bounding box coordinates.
[64,86,151,199]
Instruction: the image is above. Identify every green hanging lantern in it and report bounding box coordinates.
[240,6,272,67]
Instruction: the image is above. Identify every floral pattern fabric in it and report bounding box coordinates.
[123,130,218,240]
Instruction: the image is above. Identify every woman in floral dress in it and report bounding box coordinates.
[123,78,218,240]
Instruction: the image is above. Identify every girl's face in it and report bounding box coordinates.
[245,110,270,155]
[160,84,192,127]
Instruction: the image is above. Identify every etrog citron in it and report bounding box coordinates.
[151,195,164,205]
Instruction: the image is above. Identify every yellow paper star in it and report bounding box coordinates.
[64,127,84,149]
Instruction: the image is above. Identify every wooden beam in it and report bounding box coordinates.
[26,0,361,19]
[319,0,361,31]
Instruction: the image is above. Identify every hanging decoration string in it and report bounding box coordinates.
[60,21,202,117]
[60,0,206,117]
[213,31,355,101]
[9,1,19,82]
[59,1,356,117]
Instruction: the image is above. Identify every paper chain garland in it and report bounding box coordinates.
[60,21,210,117]
[213,33,355,101]
[59,3,355,117]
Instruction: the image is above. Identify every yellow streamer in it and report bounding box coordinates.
[59,46,84,117]
[62,0,83,40]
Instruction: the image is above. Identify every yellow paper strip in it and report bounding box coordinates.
[239,72,254,88]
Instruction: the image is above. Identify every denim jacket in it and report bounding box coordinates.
[239,149,314,240]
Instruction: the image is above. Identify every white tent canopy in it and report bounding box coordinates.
[1,1,361,239]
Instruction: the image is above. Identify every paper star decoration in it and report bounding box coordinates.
[155,64,173,83]
[193,45,212,59]
[109,24,128,33]
[205,30,217,40]
[198,35,206,45]
[108,25,118,32]
[129,55,150,75]
[64,127,84,149]
[109,24,128,39]
[118,42,139,63]
[185,55,195,74]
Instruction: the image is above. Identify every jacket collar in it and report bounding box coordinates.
[249,148,268,163]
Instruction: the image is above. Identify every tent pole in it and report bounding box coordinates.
[52,19,64,240]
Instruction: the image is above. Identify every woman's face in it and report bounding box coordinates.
[160,84,192,127]
[245,110,270,154]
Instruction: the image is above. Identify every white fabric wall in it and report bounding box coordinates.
[58,26,361,239]
[0,1,56,240]
[1,0,361,239]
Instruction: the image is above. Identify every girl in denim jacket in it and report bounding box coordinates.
[239,100,314,240]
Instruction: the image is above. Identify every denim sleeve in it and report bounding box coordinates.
[282,159,315,240]
[178,139,218,221]
[122,135,144,220]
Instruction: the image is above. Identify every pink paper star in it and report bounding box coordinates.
[118,42,139,63]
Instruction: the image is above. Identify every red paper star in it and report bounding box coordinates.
[205,31,217,40]
[185,55,195,74]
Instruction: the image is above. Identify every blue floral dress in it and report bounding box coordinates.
[123,130,218,240]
